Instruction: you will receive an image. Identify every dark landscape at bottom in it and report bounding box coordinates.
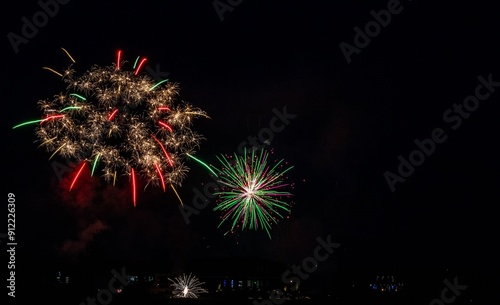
[16,265,483,305]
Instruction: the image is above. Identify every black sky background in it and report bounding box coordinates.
[2,0,500,302]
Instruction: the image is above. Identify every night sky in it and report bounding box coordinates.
[2,0,500,302]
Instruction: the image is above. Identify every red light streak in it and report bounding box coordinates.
[134,58,147,75]
[69,162,86,191]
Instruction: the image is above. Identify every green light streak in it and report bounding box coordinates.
[12,119,43,129]
[187,153,218,177]
[91,153,100,176]
[149,79,169,91]
[60,106,83,112]
[133,56,140,69]
[69,93,86,101]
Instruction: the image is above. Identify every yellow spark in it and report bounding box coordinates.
[171,185,184,207]
[38,136,57,148]
[49,143,66,160]
[42,67,63,77]
[185,112,210,119]
[61,47,76,63]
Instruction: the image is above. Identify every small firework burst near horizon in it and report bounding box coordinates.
[212,148,294,239]
[13,48,208,206]
[168,273,208,298]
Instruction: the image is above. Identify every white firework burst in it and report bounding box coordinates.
[168,273,208,298]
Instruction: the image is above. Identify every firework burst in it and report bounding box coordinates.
[212,148,294,239]
[168,273,208,298]
[13,49,208,206]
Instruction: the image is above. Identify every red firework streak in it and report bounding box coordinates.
[116,50,122,70]
[41,114,65,123]
[131,168,137,207]
[108,109,119,120]
[134,58,147,75]
[155,164,166,192]
[158,120,173,132]
[151,134,174,167]
[69,162,87,191]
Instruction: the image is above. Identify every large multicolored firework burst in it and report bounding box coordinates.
[13,48,208,206]
[212,148,294,239]
[168,273,208,298]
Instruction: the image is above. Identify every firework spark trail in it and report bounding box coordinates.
[212,148,294,239]
[69,162,87,191]
[13,49,208,206]
[154,163,166,192]
[131,168,137,207]
[186,153,218,177]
